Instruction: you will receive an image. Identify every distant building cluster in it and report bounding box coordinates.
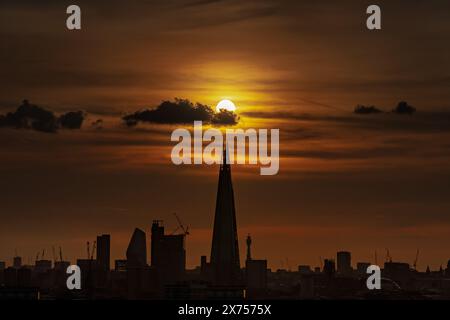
[1,148,450,300]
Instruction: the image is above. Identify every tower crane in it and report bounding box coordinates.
[385,248,392,263]
[172,212,190,236]
[90,241,97,260]
[52,246,56,263]
[413,249,420,271]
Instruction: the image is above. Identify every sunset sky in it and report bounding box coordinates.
[1,0,450,270]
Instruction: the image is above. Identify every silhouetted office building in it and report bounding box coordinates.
[356,262,371,276]
[77,258,98,293]
[54,261,71,290]
[95,234,111,288]
[0,261,5,271]
[127,228,147,268]
[323,259,336,277]
[35,260,52,273]
[210,147,241,287]
[126,228,148,299]
[384,262,412,289]
[96,234,111,271]
[200,255,212,280]
[245,259,267,298]
[54,261,70,272]
[446,260,450,277]
[17,267,32,287]
[298,265,312,274]
[4,267,18,287]
[115,259,127,272]
[13,256,22,269]
[151,220,186,285]
[337,251,352,275]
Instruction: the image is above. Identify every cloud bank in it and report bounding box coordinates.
[123,98,239,126]
[0,100,86,133]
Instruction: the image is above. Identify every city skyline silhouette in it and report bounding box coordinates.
[1,0,450,300]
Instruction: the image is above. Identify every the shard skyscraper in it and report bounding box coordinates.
[210,146,241,286]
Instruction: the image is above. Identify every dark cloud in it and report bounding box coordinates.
[123,98,238,126]
[393,101,416,115]
[0,100,58,133]
[354,105,383,115]
[91,119,104,130]
[59,111,86,129]
[0,100,86,133]
[211,109,239,125]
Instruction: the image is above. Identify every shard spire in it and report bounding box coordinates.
[210,143,241,286]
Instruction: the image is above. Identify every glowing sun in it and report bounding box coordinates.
[216,99,236,112]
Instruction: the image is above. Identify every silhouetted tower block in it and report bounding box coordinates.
[127,228,147,268]
[245,260,267,292]
[0,261,5,271]
[96,234,111,271]
[126,228,148,299]
[4,267,18,287]
[95,234,110,288]
[13,256,22,269]
[17,267,32,287]
[323,259,336,278]
[298,265,312,274]
[35,260,52,273]
[246,234,252,261]
[76,258,98,293]
[151,220,186,285]
[337,251,352,275]
[210,147,241,286]
[356,262,371,276]
[384,262,412,289]
[150,220,164,267]
[446,260,450,277]
[115,259,127,272]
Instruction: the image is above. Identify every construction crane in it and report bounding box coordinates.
[413,249,420,271]
[319,256,323,270]
[172,212,189,236]
[374,250,378,265]
[86,240,97,260]
[59,247,63,262]
[52,246,56,263]
[41,249,45,260]
[286,257,291,271]
[90,241,97,260]
[385,248,392,263]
